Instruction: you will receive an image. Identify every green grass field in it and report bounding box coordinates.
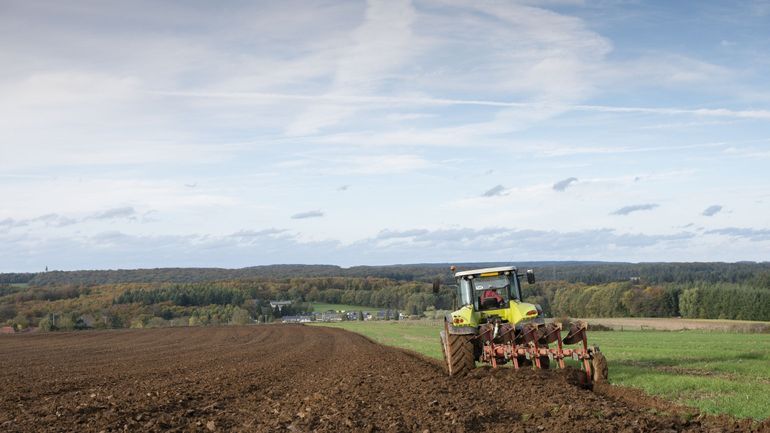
[310,302,381,313]
[316,321,770,420]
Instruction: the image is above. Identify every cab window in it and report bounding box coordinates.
[472,275,511,310]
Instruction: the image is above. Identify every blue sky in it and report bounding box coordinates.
[1,0,769,271]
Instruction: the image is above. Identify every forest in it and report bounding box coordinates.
[1,262,769,331]
[17,261,770,286]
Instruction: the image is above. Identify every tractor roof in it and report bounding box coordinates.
[454,266,517,277]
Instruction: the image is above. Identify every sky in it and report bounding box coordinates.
[1,0,770,271]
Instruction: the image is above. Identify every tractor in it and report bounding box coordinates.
[439,265,608,384]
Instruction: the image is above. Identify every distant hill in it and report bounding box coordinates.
[6,261,769,287]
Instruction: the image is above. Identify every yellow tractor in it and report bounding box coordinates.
[440,266,608,384]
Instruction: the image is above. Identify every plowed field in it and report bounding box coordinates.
[1,325,767,432]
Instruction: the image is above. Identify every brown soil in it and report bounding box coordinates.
[1,325,767,433]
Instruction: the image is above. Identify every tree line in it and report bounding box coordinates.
[3,265,770,331]
[13,261,770,287]
[527,280,770,321]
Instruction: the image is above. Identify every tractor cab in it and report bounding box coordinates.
[454,266,532,312]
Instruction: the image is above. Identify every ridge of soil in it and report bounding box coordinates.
[1,325,767,432]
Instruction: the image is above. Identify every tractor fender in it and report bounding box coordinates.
[444,314,476,335]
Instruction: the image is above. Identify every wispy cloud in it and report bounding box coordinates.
[90,206,136,220]
[154,90,770,120]
[482,185,506,197]
[705,227,770,241]
[32,214,78,227]
[340,154,429,174]
[611,204,660,216]
[291,210,324,219]
[0,207,137,231]
[376,229,430,240]
[553,177,578,191]
[702,205,723,217]
[0,214,78,229]
[285,0,417,135]
[0,218,26,229]
[229,229,287,240]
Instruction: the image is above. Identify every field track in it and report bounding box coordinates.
[1,325,767,432]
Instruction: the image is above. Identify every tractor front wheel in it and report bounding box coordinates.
[441,326,475,376]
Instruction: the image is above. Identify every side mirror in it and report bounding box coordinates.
[526,269,536,284]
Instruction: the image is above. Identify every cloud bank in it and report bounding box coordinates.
[0,225,702,271]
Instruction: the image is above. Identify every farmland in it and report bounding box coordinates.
[2,263,770,431]
[317,320,770,420]
[2,325,768,432]
[310,302,380,313]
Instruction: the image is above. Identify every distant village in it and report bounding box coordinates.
[271,301,405,323]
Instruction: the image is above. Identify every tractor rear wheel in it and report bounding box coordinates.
[441,328,475,376]
[592,352,608,383]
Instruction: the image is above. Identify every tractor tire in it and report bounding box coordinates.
[592,352,608,383]
[441,330,475,377]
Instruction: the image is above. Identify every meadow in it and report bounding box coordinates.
[316,320,770,419]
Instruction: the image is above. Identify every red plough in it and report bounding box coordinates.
[476,320,608,384]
